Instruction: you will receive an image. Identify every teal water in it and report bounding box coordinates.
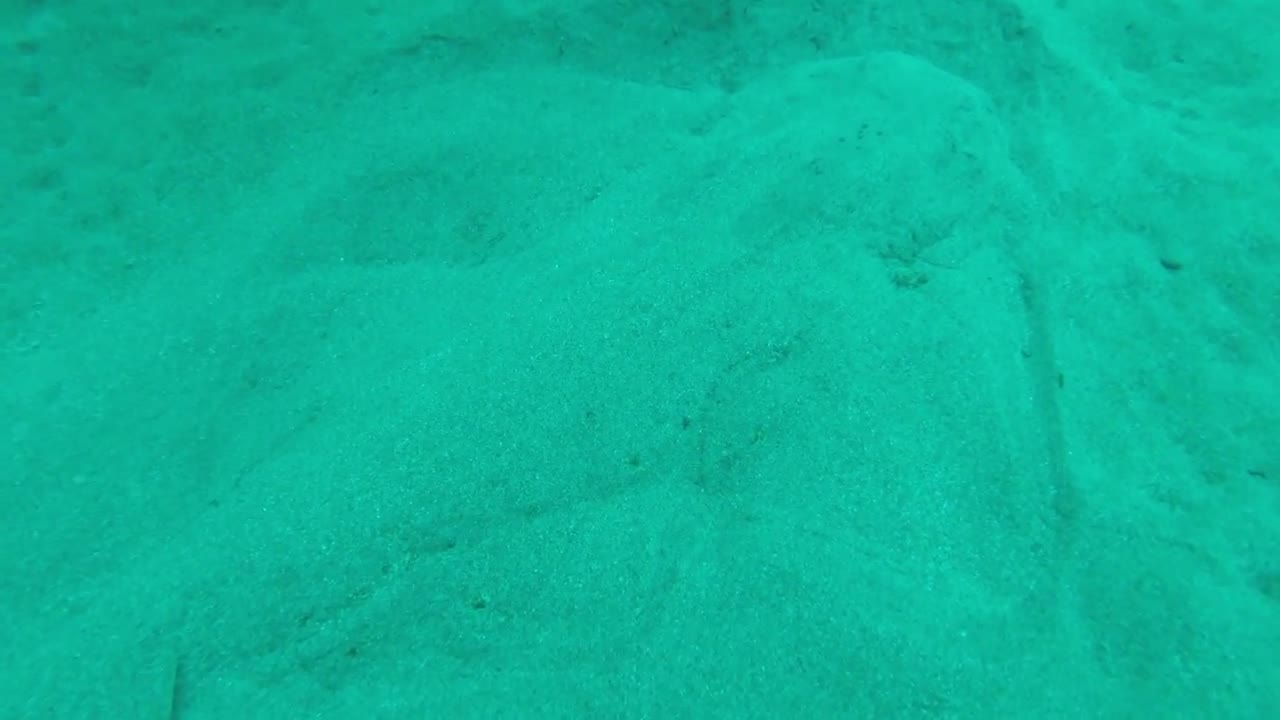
[3,2,1278,717]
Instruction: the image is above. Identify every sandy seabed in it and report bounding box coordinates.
[2,2,1278,717]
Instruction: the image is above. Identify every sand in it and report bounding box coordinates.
[2,1,1277,717]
